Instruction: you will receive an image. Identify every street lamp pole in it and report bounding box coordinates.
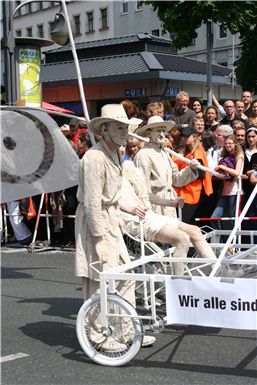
[2,0,17,104]
[206,20,213,107]
[10,0,94,144]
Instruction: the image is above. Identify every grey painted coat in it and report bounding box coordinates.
[75,140,130,280]
[134,143,198,218]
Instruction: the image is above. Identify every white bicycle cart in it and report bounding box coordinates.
[76,185,257,366]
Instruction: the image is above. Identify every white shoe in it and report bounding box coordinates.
[222,266,245,278]
[142,335,156,347]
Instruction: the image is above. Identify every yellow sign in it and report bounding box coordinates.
[18,48,42,107]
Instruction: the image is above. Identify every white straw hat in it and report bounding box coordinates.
[136,116,175,137]
[88,104,142,134]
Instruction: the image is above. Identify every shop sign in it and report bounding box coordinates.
[124,88,147,97]
[164,87,180,96]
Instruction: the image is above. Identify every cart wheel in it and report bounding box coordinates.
[76,293,143,366]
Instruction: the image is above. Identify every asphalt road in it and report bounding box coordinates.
[1,246,257,385]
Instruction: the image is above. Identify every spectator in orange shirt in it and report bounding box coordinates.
[174,127,213,224]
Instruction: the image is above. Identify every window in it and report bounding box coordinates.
[136,1,143,11]
[37,24,44,38]
[190,38,196,46]
[26,3,32,13]
[15,29,22,37]
[121,1,128,14]
[100,8,108,29]
[15,1,21,16]
[26,27,32,37]
[219,25,227,39]
[73,15,81,35]
[49,21,55,34]
[218,61,228,67]
[37,2,44,11]
[151,29,160,37]
[86,12,94,33]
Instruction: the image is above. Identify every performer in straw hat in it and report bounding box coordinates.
[134,116,217,274]
[135,115,199,218]
[75,104,155,351]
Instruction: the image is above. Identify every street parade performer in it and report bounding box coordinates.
[75,104,156,351]
[120,160,217,276]
[133,116,216,275]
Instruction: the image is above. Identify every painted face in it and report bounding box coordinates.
[108,121,128,146]
[149,127,166,145]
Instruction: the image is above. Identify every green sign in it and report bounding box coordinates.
[18,48,41,107]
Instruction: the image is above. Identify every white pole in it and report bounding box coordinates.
[61,0,96,145]
[164,147,225,179]
[210,183,257,277]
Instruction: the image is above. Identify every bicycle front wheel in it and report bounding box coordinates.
[76,294,143,366]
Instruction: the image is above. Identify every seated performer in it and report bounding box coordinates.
[134,115,199,219]
[120,161,217,276]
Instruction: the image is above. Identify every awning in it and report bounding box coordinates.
[42,101,74,114]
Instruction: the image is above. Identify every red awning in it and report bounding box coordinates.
[42,101,74,114]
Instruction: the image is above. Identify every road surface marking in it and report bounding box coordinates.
[0,352,30,363]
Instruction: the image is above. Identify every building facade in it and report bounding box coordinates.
[1,0,243,113]
[10,1,242,68]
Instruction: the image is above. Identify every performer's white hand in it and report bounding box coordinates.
[170,197,185,208]
[190,159,200,170]
[130,204,147,218]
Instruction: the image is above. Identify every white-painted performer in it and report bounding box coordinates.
[75,104,155,351]
[133,116,217,274]
[134,116,199,218]
[120,161,217,276]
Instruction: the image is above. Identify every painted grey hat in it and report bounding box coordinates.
[88,104,142,134]
[135,116,175,137]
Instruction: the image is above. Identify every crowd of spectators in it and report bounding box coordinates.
[3,90,257,248]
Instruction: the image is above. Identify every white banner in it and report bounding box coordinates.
[165,276,257,330]
[1,108,80,203]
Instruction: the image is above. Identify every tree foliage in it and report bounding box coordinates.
[143,1,257,92]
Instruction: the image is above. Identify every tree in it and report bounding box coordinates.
[143,1,257,93]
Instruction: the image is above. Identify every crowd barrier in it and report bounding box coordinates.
[1,193,76,252]
[1,189,256,253]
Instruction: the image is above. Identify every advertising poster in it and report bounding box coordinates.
[18,48,41,107]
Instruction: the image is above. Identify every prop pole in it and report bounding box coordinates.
[61,0,96,145]
[164,147,225,179]
[210,183,257,277]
